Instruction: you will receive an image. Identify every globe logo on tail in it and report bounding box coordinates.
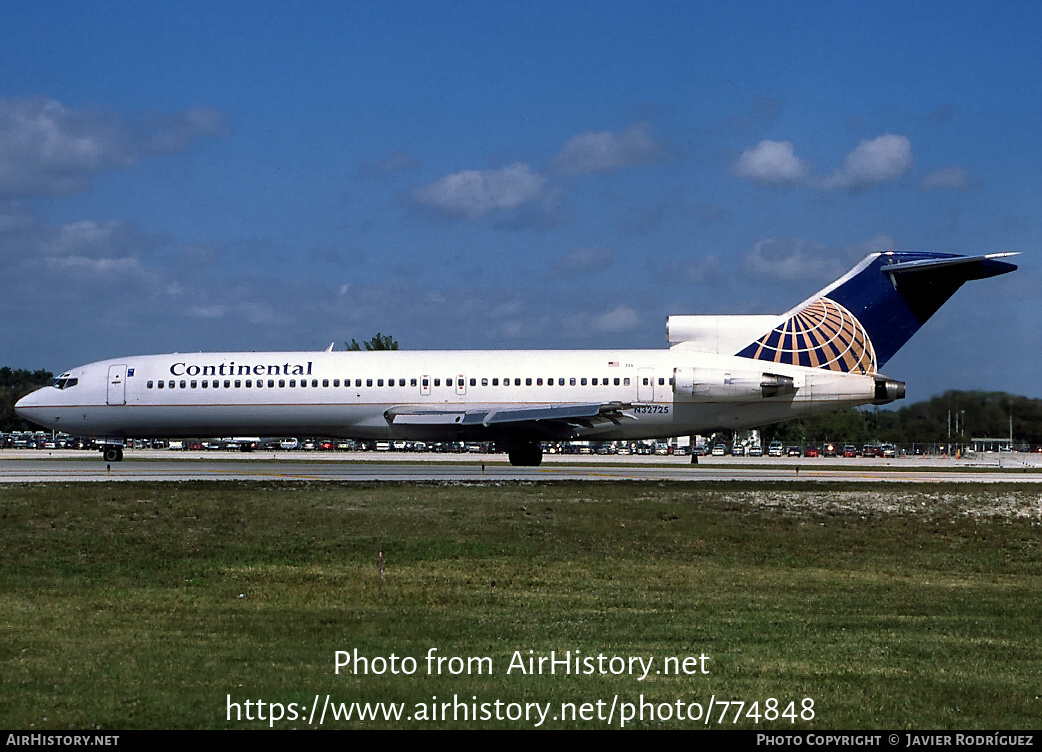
[738,297,877,374]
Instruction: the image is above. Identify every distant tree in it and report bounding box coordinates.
[0,367,54,432]
[757,391,1042,448]
[345,333,399,351]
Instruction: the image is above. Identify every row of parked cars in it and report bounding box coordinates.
[1,432,98,450]
[706,441,899,458]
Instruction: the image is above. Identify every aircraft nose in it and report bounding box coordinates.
[14,388,45,419]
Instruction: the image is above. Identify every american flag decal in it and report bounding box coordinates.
[608,361,619,367]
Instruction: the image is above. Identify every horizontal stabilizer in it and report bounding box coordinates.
[881,252,1019,276]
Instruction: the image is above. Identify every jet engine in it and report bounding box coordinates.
[673,367,797,402]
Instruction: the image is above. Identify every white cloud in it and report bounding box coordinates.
[187,305,227,319]
[742,236,893,283]
[551,246,615,277]
[0,97,225,198]
[922,165,972,190]
[357,150,421,180]
[732,140,809,185]
[43,255,144,275]
[593,305,639,333]
[554,122,662,175]
[410,163,546,218]
[567,305,640,335]
[667,254,722,284]
[819,134,912,190]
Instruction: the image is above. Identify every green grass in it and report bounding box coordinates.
[1,481,1040,729]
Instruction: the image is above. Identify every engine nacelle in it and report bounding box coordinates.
[673,367,797,402]
[666,314,780,352]
[872,377,906,404]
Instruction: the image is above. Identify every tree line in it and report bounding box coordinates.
[0,367,54,432]
[759,391,1042,448]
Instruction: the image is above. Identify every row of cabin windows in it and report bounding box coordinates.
[143,375,674,390]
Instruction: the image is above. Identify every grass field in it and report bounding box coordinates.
[2,481,1040,729]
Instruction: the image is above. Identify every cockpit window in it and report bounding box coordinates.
[52,377,79,389]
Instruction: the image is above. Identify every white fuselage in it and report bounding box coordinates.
[16,348,889,445]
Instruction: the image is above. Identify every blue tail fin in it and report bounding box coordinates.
[736,251,1018,373]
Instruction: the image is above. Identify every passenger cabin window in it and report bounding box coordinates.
[433,378,440,387]
[147,381,154,389]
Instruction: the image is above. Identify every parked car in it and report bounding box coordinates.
[748,444,763,457]
[712,444,726,456]
[768,441,784,457]
[804,447,819,458]
[786,446,801,457]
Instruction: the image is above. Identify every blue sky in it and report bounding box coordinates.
[1,1,1038,401]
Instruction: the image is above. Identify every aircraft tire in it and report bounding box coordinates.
[102,446,124,462]
[508,442,542,467]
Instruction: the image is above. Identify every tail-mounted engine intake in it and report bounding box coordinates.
[673,367,797,402]
[872,377,905,404]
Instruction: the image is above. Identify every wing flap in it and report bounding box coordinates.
[385,402,632,431]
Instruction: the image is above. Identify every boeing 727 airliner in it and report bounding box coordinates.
[15,251,1018,465]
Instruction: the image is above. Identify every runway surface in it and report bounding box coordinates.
[3,449,1041,483]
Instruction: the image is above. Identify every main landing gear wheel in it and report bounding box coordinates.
[507,442,542,467]
[102,446,124,462]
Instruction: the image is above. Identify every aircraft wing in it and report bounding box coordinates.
[385,401,633,437]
